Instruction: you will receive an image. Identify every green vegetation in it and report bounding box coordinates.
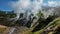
[19,17,60,34]
[33,17,60,34]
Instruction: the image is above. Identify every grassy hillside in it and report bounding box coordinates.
[33,17,60,34]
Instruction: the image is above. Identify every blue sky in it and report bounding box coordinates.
[0,0,60,11]
[0,0,17,11]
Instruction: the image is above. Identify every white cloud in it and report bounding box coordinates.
[48,1,57,7]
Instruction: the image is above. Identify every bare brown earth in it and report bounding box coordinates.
[48,25,59,34]
[0,25,29,34]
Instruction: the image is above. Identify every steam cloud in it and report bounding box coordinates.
[11,0,43,19]
[9,0,43,27]
[10,0,60,19]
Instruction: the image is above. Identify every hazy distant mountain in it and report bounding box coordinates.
[40,6,60,19]
[0,10,14,14]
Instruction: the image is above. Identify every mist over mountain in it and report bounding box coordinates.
[41,6,60,18]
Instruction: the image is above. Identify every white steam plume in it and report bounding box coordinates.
[9,0,43,27]
[10,0,43,21]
